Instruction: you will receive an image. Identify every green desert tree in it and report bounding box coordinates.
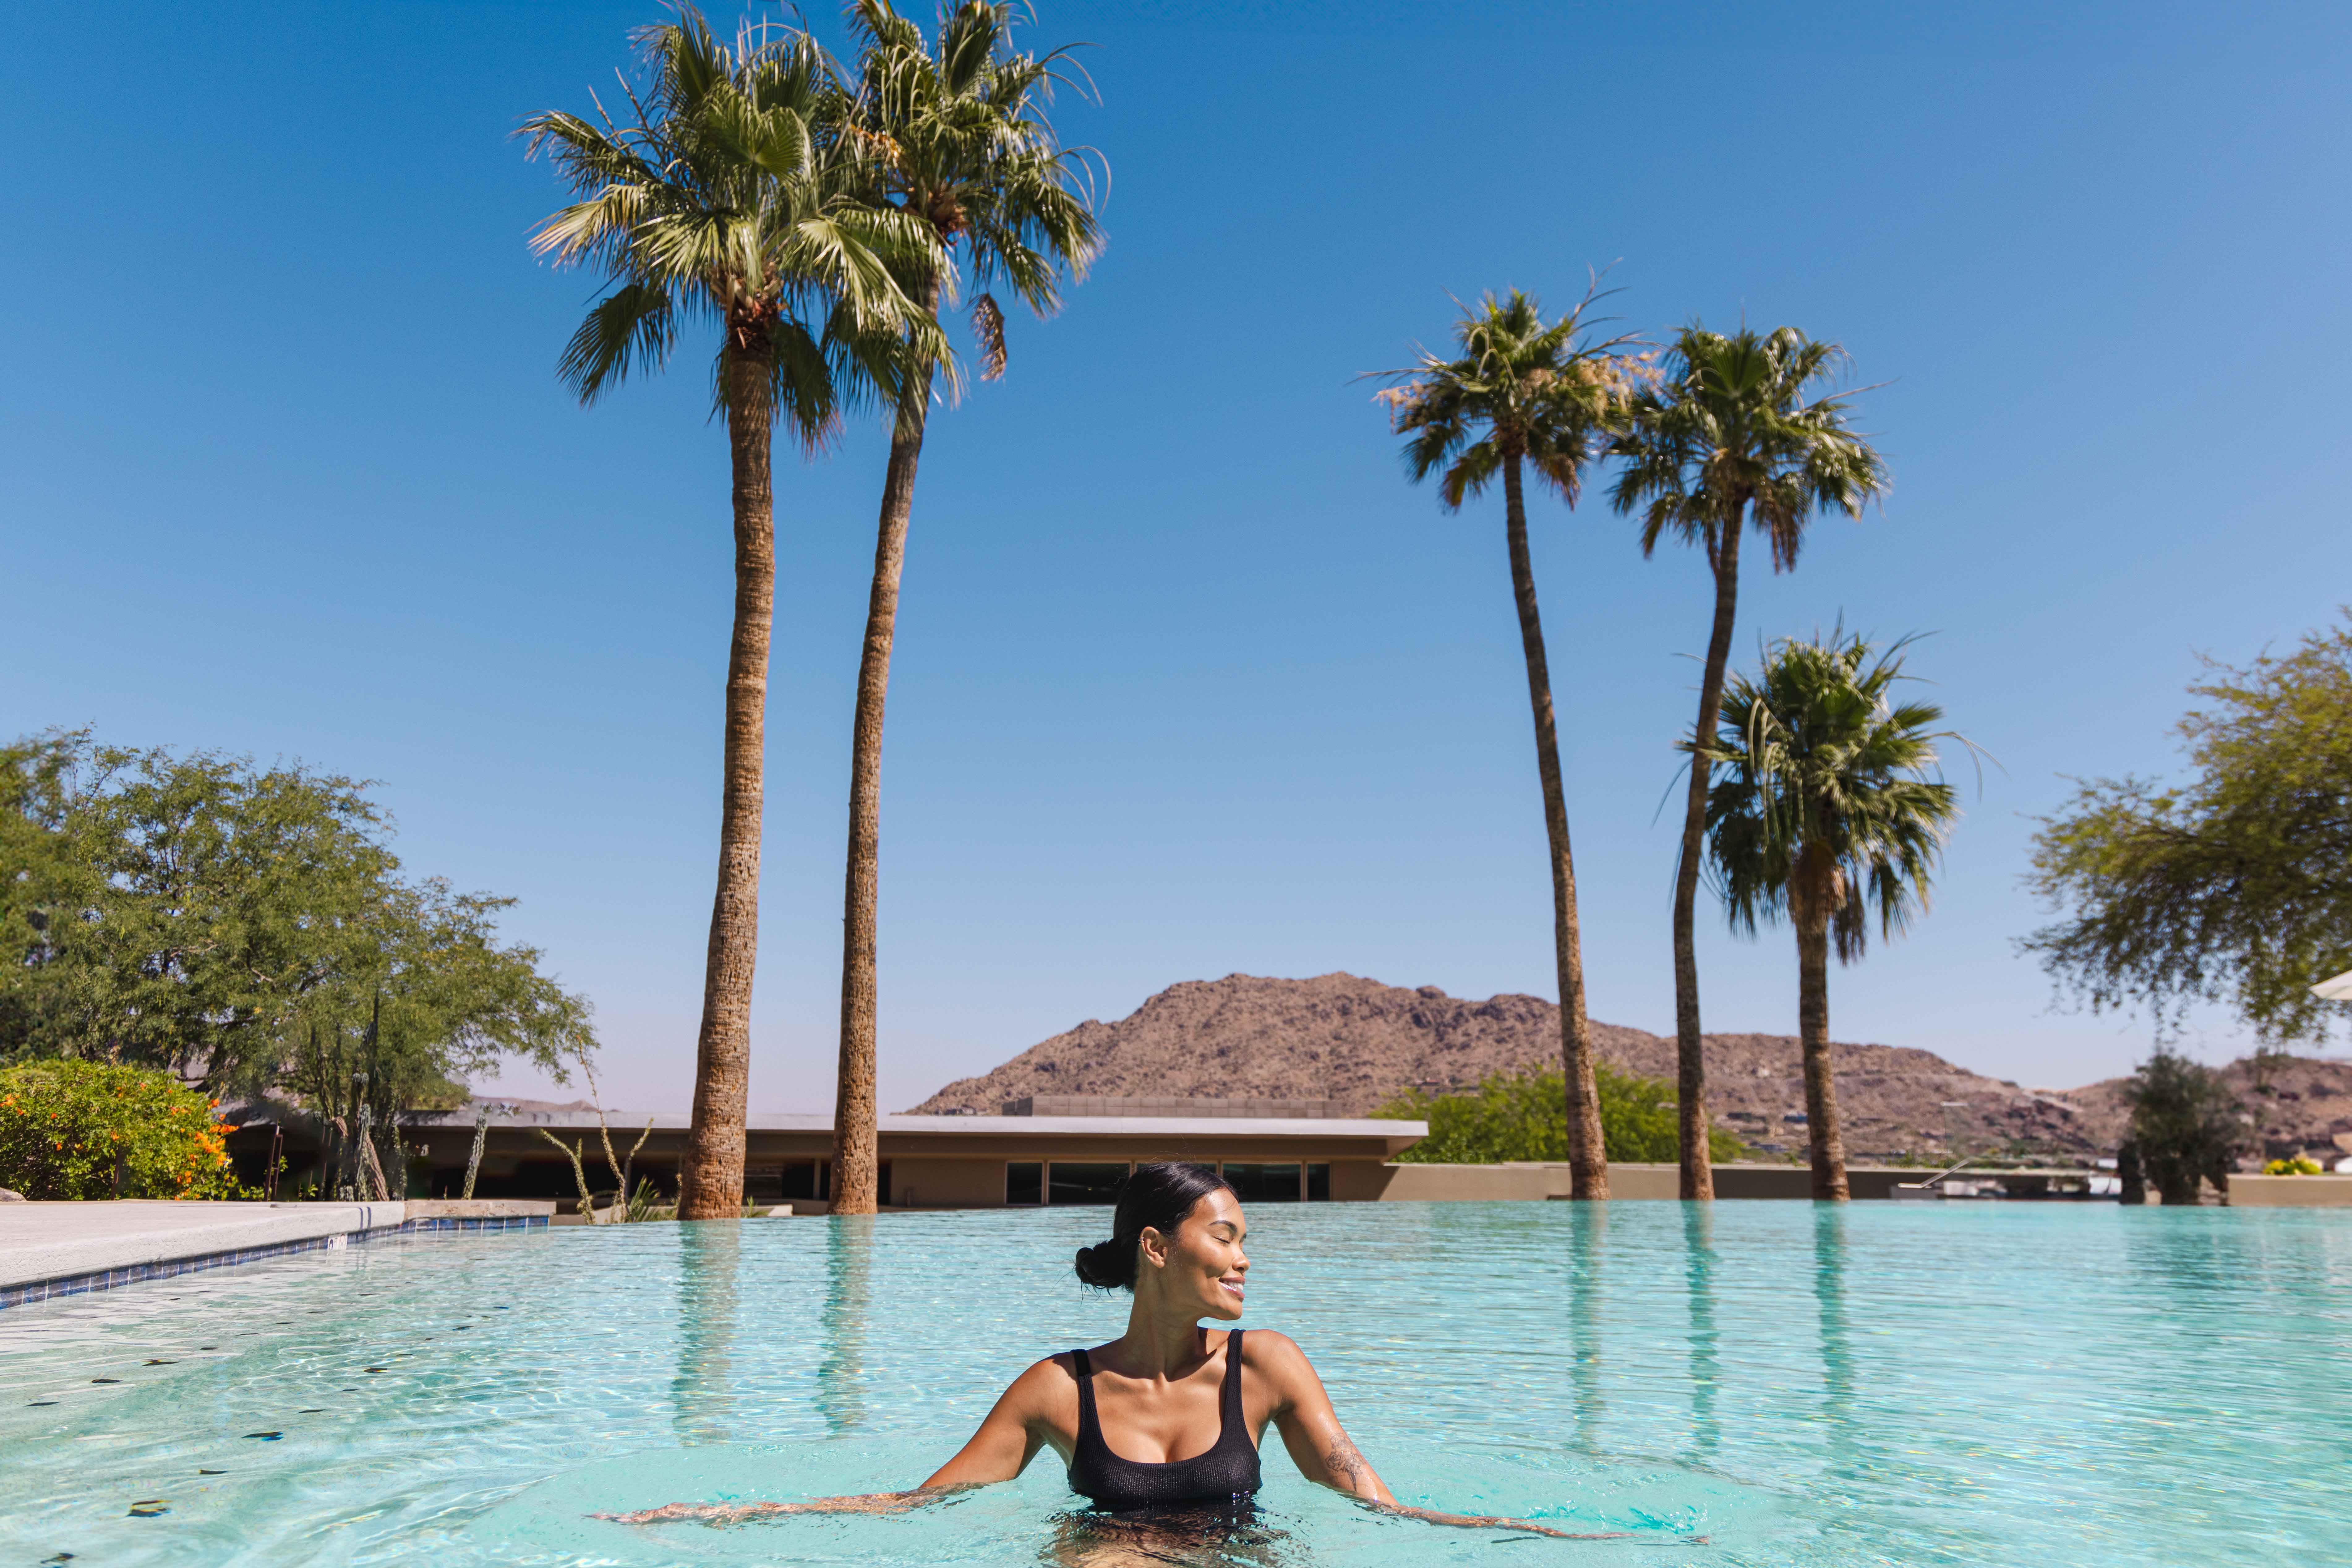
[0,734,592,1112]
[524,11,942,1219]
[2026,614,2352,1046]
[1610,326,1889,1199]
[1375,289,1638,1201]
[2123,1047,2244,1204]
[1701,632,1961,1200]
[1380,1063,1746,1165]
[0,733,88,1057]
[827,0,1100,1214]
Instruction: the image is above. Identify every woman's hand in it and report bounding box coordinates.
[1374,1502,1630,1538]
[594,1501,797,1525]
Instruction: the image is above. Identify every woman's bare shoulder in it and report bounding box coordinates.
[1235,1327,1303,1357]
[997,1352,1083,1415]
[1233,1329,1317,1378]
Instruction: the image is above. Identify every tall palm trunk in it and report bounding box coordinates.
[1671,502,1746,1201]
[1502,457,1607,1199]
[678,337,776,1221]
[1791,849,1850,1201]
[830,275,941,1215]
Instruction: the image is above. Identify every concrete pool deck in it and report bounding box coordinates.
[0,1198,555,1308]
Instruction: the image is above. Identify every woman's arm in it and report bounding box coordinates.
[1253,1333,1621,1540]
[917,1355,1067,1488]
[598,1357,1071,1525]
[594,1489,974,1524]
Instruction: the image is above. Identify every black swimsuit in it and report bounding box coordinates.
[1066,1330,1262,1511]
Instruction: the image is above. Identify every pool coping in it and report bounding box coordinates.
[0,1200,554,1310]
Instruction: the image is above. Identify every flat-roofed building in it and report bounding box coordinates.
[376,1108,1426,1210]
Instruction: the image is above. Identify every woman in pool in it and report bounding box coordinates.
[609,1162,1593,1537]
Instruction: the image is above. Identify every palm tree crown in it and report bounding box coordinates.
[1703,633,1960,958]
[844,0,1101,380]
[522,8,943,430]
[1378,289,1637,508]
[1610,325,1887,570]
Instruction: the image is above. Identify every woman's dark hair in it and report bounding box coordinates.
[1073,1162,1235,1291]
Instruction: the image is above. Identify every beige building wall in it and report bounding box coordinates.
[2227,1174,2352,1207]
[1366,1162,1960,1200]
[892,1158,1014,1209]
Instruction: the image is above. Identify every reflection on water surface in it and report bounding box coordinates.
[1,1203,2349,1566]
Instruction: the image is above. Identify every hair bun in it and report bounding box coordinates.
[1073,1238,1134,1291]
[1068,1163,1234,1293]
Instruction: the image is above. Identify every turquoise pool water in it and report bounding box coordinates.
[3,1202,2349,1566]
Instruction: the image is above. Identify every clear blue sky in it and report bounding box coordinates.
[6,1,2347,1112]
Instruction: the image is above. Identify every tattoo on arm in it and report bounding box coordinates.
[1324,1432,1372,1491]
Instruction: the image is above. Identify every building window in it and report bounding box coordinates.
[780,1162,821,1200]
[1221,1163,1302,1202]
[1049,1162,1128,1205]
[1306,1163,1330,1201]
[1007,1162,1043,1206]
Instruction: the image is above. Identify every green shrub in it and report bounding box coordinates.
[2264,1156,2324,1176]
[0,1059,243,1199]
[1380,1063,1747,1165]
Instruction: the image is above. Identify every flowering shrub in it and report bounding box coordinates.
[0,1060,243,1199]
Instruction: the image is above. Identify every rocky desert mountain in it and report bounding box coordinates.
[910,972,2097,1157]
[912,972,2352,1163]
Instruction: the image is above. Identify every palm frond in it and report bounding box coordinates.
[970,291,1007,380]
[556,281,677,404]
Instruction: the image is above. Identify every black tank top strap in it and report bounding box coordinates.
[1221,1329,1244,1424]
[1071,1348,1099,1434]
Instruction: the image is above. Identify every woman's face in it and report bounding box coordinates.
[1141,1189,1250,1321]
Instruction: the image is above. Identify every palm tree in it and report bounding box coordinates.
[1609,327,1888,1200]
[826,0,1100,1214]
[524,11,942,1220]
[1375,290,1637,1201]
[1701,632,1961,1200]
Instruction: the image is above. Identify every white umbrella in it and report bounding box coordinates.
[2311,969,2352,1001]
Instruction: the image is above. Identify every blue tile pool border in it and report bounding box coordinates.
[0,1214,549,1310]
